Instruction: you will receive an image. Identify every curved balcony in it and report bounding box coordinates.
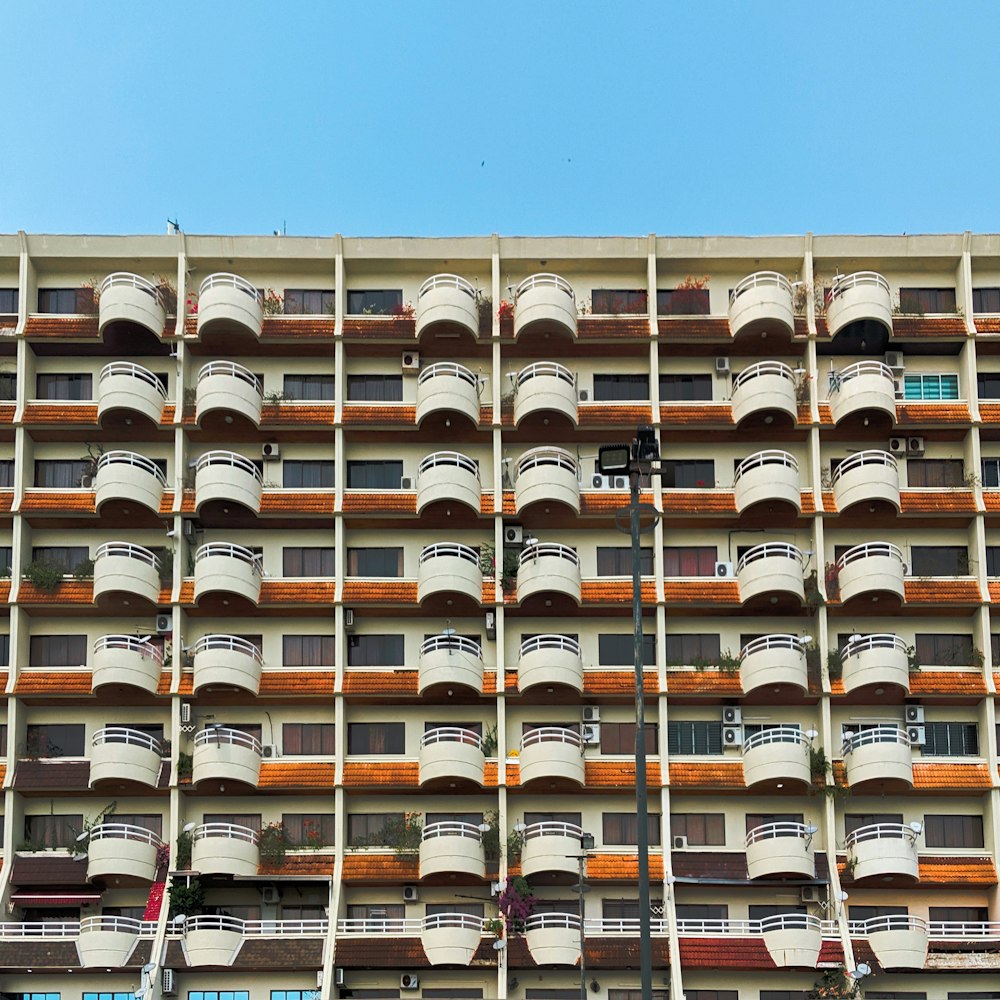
[192,634,264,694]
[514,447,581,514]
[422,912,484,966]
[729,272,794,338]
[90,727,163,788]
[416,274,479,340]
[419,727,485,787]
[737,543,805,605]
[513,362,578,426]
[197,272,263,338]
[196,361,263,427]
[517,634,583,693]
[417,542,483,606]
[517,542,581,604]
[78,915,148,968]
[416,362,482,426]
[739,634,809,694]
[743,727,812,788]
[193,727,262,787]
[524,912,581,966]
[184,914,243,967]
[734,451,801,513]
[841,634,909,694]
[731,361,798,425]
[857,914,929,970]
[519,727,585,787]
[87,823,161,884]
[845,823,920,882]
[836,542,905,605]
[94,451,167,514]
[826,272,893,341]
[98,272,166,337]
[416,451,481,514]
[761,913,822,968]
[514,273,577,341]
[843,726,913,788]
[92,634,163,694]
[419,821,485,880]
[520,821,585,878]
[93,541,162,606]
[832,451,900,512]
[745,822,816,879]
[418,634,484,694]
[195,450,263,513]
[191,822,260,877]
[193,542,262,606]
[829,361,896,425]
[98,361,168,425]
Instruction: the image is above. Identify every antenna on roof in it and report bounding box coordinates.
[166,218,181,236]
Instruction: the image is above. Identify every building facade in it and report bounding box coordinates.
[0,231,998,1000]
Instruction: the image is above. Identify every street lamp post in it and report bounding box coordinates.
[575,832,595,1000]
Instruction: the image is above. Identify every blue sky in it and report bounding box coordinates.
[3,0,999,237]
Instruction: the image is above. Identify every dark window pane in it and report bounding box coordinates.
[346,375,403,402]
[591,289,648,315]
[347,634,405,666]
[922,722,978,756]
[347,290,403,315]
[38,287,81,313]
[34,459,91,487]
[0,372,17,400]
[282,547,335,576]
[36,373,93,400]
[347,547,403,577]
[665,633,721,665]
[973,288,1000,314]
[899,287,957,313]
[348,722,405,754]
[907,459,964,488]
[671,813,726,846]
[0,288,18,313]
[29,634,88,666]
[660,460,715,488]
[282,635,335,667]
[346,460,403,488]
[657,287,710,315]
[913,633,975,666]
[282,813,335,846]
[283,460,335,488]
[281,723,335,755]
[659,373,712,401]
[598,633,655,665]
[31,546,89,572]
[25,723,85,757]
[347,812,403,846]
[910,546,968,575]
[0,460,13,487]
[663,546,717,575]
[978,373,1000,399]
[592,373,649,401]
[983,458,1000,487]
[25,812,83,847]
[667,721,723,755]
[283,373,335,400]
[600,722,658,754]
[923,814,984,849]
[602,811,661,845]
[283,289,335,316]
[596,546,653,575]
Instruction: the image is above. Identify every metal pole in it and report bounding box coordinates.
[579,851,586,1000]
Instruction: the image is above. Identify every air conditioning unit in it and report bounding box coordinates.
[672,835,689,850]
[578,388,591,402]
[400,476,414,490]
[156,614,172,633]
[402,350,420,372]
[722,706,742,725]
[715,356,731,375]
[908,724,926,746]
[907,436,926,456]
[885,351,905,371]
[80,474,94,489]
[714,561,734,578]
[261,885,281,904]
[401,974,420,990]
[610,475,628,489]
[889,436,907,455]
[723,725,742,747]
[402,885,419,902]
[344,608,355,631]
[485,611,496,640]
[504,524,523,546]
[262,442,280,459]
[582,723,601,745]
[800,885,821,903]
[262,744,279,758]
[334,968,345,987]
[904,704,925,724]
[582,706,601,723]
[591,474,609,489]
[180,703,192,724]
[162,968,177,996]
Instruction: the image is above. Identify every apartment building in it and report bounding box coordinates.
[0,230,998,1000]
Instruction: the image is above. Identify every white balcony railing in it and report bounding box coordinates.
[92,726,163,755]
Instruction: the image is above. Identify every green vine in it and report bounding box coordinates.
[22,560,66,592]
[167,877,204,919]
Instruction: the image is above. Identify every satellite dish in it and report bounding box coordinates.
[172,913,187,925]
[134,989,149,1000]
[138,635,152,643]
[76,831,90,842]
[182,821,197,832]
[442,627,457,637]
[142,962,156,974]
[805,825,818,835]
[71,852,88,862]
[909,821,923,833]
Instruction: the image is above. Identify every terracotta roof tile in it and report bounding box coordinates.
[259,852,335,877]
[663,490,736,514]
[901,490,976,513]
[343,670,419,695]
[918,856,997,885]
[501,490,515,514]
[161,404,176,423]
[177,580,194,604]
[585,760,660,785]
[578,316,650,339]
[892,316,968,338]
[0,762,6,784]
[342,404,416,425]
[261,402,336,426]
[904,579,981,603]
[23,402,99,425]
[20,490,96,513]
[24,315,100,338]
[895,402,971,425]
[342,317,416,339]
[794,317,810,338]
[259,580,336,604]
[975,316,1000,334]
[341,852,419,881]
[980,402,1000,423]
[0,581,9,603]
[656,318,730,340]
[669,761,745,788]
[912,762,992,790]
[679,937,773,969]
[505,761,520,785]
[908,671,986,696]
[667,670,742,696]
[796,403,811,423]
[15,670,93,695]
[581,580,657,604]
[258,761,335,788]
[333,937,428,969]
[342,491,415,513]
[663,580,740,604]
[586,853,664,881]
[800,491,816,513]
[580,491,654,515]
[259,671,335,696]
[260,317,335,338]
[0,404,14,424]
[817,403,833,424]
[13,759,90,790]
[343,761,419,787]
[158,490,177,514]
[261,491,337,514]
[341,580,417,603]
[659,404,734,426]
[585,936,670,968]
[18,579,93,604]
[157,671,175,695]
[579,404,653,426]
[480,493,495,515]
[983,490,1000,511]
[583,671,657,695]
[480,404,492,424]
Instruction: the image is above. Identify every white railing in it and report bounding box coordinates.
[842,633,907,659]
[421,820,483,842]
[94,634,163,663]
[192,633,265,663]
[760,913,823,935]
[338,917,423,935]
[732,360,795,391]
[199,273,262,302]
[850,914,927,936]
[519,541,580,567]
[423,912,485,933]
[830,271,890,300]
[515,446,579,479]
[521,726,583,751]
[520,634,581,658]
[0,921,83,938]
[80,915,156,936]
[515,273,575,302]
[194,726,263,755]
[523,821,585,841]
[743,726,811,752]
[197,360,263,393]
[734,450,798,482]
[830,360,894,392]
[831,450,897,482]
[194,542,263,573]
[418,542,480,565]
[845,822,919,849]
[96,450,168,484]
[242,918,330,936]
[730,271,793,303]
[419,274,476,299]
[418,361,478,386]
[739,634,807,661]
[196,450,263,481]
[524,912,581,932]
[92,727,162,755]
[745,821,816,847]
[836,541,904,571]
[420,727,482,750]
[736,542,804,571]
[418,451,480,477]
[95,541,159,567]
[927,921,1000,940]
[193,822,259,845]
[677,918,838,937]
[842,725,911,754]
[185,914,245,935]
[515,361,576,388]
[583,918,669,935]
[88,822,162,847]
[99,271,160,300]
[419,634,483,659]
[99,361,169,396]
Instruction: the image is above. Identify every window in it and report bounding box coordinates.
[24,813,83,847]
[657,287,710,315]
[598,633,655,665]
[347,547,403,577]
[29,634,88,666]
[38,287,93,313]
[909,545,969,576]
[282,546,335,576]
[348,722,405,754]
[929,906,988,922]
[281,723,335,755]
[659,373,712,401]
[907,459,964,487]
[988,547,1000,576]
[114,813,163,837]
[671,813,725,846]
[600,722,658,754]
[283,373,335,401]
[346,902,406,924]
[592,373,650,400]
[903,373,959,400]
[347,289,403,315]
[849,905,907,921]
[597,546,653,575]
[660,459,715,488]
[0,372,16,400]
[865,994,927,1000]
[684,993,738,1000]
[663,545,717,576]
[31,546,90,574]
[347,634,404,666]
[346,374,403,401]
[83,995,142,1000]
[591,289,648,315]
[34,459,91,488]
[924,814,984,848]
[609,992,669,1000]
[283,288,335,315]
[667,721,723,755]
[4,995,62,1000]
[282,634,335,667]
[282,813,335,847]
[845,813,903,835]
[665,633,721,666]
[759,993,809,1000]
[985,458,1000,489]
[0,460,13,487]
[524,811,581,826]
[347,812,402,846]
[602,899,663,919]
[36,373,93,400]
[602,812,661,845]
[899,287,957,313]
[0,724,7,755]
[24,723,86,757]
[973,288,1000,313]
[923,722,979,756]
[203,812,262,832]
[0,287,18,313]
[0,547,11,575]
[188,994,250,1000]
[979,372,1000,399]
[914,633,974,666]
[346,459,403,488]
[283,460,335,488]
